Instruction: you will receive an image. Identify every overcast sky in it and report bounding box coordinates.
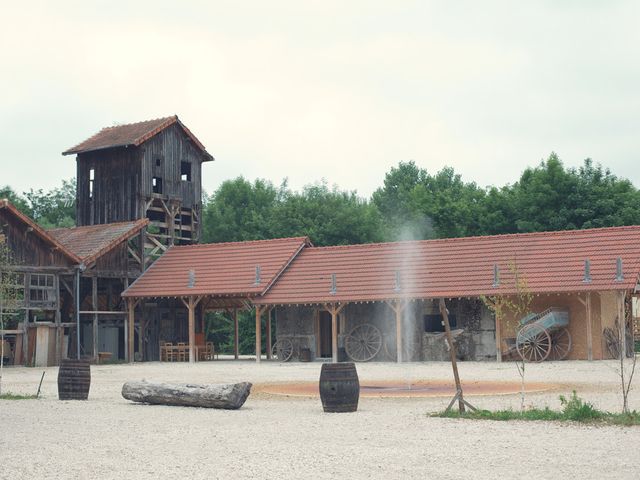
[1,1,639,198]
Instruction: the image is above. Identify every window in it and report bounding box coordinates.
[424,314,456,333]
[155,158,161,167]
[152,176,163,194]
[89,168,95,199]
[29,274,56,307]
[180,161,191,182]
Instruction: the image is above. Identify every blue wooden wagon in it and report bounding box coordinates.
[512,308,572,362]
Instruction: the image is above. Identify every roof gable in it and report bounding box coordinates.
[62,115,213,161]
[257,226,640,304]
[0,199,81,264]
[122,237,311,299]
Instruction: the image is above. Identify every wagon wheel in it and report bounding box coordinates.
[516,323,552,362]
[549,327,572,360]
[271,338,293,362]
[345,324,382,362]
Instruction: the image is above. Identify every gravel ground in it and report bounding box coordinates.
[1,359,639,480]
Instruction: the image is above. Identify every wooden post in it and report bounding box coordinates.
[139,315,145,361]
[266,308,272,360]
[92,277,98,361]
[495,313,502,363]
[233,308,239,360]
[586,292,593,361]
[188,297,195,364]
[395,301,403,363]
[123,278,129,362]
[619,290,627,359]
[127,299,135,363]
[255,305,262,363]
[331,306,338,363]
[440,298,474,413]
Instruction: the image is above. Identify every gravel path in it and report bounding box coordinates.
[1,360,638,480]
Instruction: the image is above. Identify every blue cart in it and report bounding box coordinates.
[514,308,572,362]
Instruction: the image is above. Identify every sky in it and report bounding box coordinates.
[1,0,639,198]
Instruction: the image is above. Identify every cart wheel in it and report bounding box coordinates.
[345,324,382,362]
[272,339,293,362]
[550,327,572,360]
[516,324,551,362]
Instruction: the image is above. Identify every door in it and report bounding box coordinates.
[319,311,333,358]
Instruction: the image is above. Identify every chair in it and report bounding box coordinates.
[206,342,217,360]
[177,342,187,362]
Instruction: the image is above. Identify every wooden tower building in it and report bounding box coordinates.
[63,116,214,264]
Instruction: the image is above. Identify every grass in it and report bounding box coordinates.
[0,392,38,400]
[434,391,640,426]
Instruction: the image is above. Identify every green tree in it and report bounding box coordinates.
[23,179,76,229]
[0,186,31,216]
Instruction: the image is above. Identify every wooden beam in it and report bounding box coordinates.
[495,312,502,363]
[255,305,262,363]
[619,290,627,359]
[233,308,239,360]
[92,276,98,361]
[331,305,338,363]
[188,297,196,363]
[585,292,593,361]
[439,298,469,413]
[266,308,272,360]
[395,301,402,363]
[127,299,135,363]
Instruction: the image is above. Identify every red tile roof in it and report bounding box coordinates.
[122,237,311,298]
[0,199,81,264]
[62,115,213,160]
[256,226,640,305]
[48,219,148,265]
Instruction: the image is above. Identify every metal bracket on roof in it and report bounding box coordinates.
[254,265,261,286]
[492,264,500,288]
[330,273,337,295]
[583,259,592,283]
[188,269,196,288]
[616,257,624,282]
[394,271,402,292]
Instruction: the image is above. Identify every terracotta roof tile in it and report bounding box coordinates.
[48,219,148,265]
[256,226,640,304]
[122,237,310,298]
[62,115,213,160]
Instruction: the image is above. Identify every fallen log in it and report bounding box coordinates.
[121,381,252,409]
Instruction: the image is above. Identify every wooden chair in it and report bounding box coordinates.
[206,342,217,360]
[177,342,187,362]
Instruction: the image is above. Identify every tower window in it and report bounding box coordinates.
[155,158,161,167]
[181,161,191,182]
[152,176,163,194]
[89,168,95,199]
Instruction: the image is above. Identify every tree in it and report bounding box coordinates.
[23,179,76,229]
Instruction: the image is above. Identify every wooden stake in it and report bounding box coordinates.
[439,298,476,413]
[188,297,195,363]
[619,290,627,359]
[127,300,135,363]
[331,306,338,363]
[495,312,502,363]
[266,308,272,360]
[92,277,98,361]
[395,301,403,363]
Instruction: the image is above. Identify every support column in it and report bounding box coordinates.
[619,290,627,359]
[331,307,338,363]
[233,309,239,360]
[188,297,196,364]
[255,305,262,363]
[266,308,272,360]
[92,277,98,361]
[586,292,593,361]
[495,314,502,363]
[127,300,135,363]
[395,301,403,364]
[123,278,129,362]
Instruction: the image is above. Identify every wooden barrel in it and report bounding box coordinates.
[58,359,91,400]
[319,362,359,412]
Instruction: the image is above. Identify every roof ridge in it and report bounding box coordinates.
[304,224,640,251]
[48,218,146,232]
[170,236,310,249]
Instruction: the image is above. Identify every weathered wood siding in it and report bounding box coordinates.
[140,123,204,209]
[0,209,73,267]
[76,147,141,226]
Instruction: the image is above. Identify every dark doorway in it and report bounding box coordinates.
[319,311,333,358]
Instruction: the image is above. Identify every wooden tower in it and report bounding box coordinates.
[63,116,213,265]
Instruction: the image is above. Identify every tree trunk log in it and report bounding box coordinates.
[121,381,252,409]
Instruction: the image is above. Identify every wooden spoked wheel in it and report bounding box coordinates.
[271,339,293,362]
[345,324,382,362]
[516,324,552,363]
[549,327,572,360]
